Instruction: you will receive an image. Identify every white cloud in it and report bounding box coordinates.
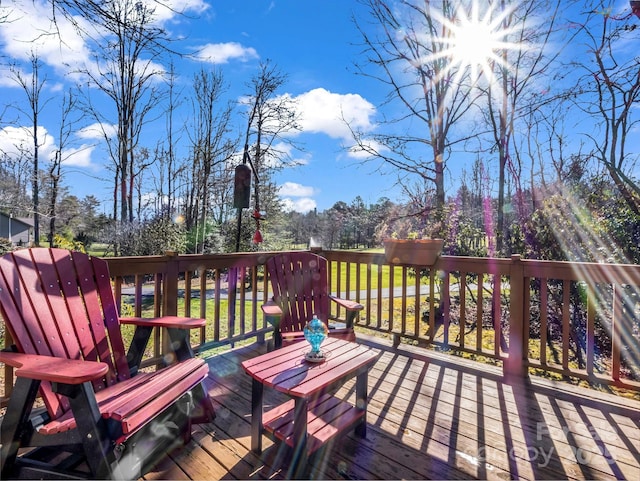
[279,182,317,213]
[77,123,117,140]
[152,0,210,24]
[193,42,259,64]
[279,182,316,198]
[346,138,388,160]
[294,88,376,140]
[0,0,93,77]
[0,66,17,88]
[0,125,54,159]
[61,145,96,168]
[0,1,188,84]
[290,155,310,166]
[269,141,313,168]
[281,197,317,214]
[0,125,97,169]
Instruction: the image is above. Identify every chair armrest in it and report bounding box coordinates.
[261,300,282,329]
[0,351,109,384]
[329,295,364,311]
[122,317,205,369]
[261,300,283,317]
[120,315,206,329]
[329,295,363,330]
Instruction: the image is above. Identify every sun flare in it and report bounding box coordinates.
[431,1,524,87]
[451,12,500,75]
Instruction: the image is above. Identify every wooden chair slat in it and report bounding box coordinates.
[47,250,101,362]
[0,248,215,480]
[30,248,84,357]
[262,252,361,349]
[90,255,130,380]
[5,249,70,416]
[39,359,209,442]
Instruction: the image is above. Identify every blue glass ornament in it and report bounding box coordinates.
[304,314,328,356]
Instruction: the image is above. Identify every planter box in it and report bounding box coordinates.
[383,239,444,266]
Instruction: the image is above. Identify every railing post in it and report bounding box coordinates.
[505,254,527,379]
[228,267,238,347]
[163,250,179,317]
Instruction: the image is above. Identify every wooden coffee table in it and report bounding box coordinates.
[241,337,378,478]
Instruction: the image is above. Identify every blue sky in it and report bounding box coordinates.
[1,1,639,216]
[0,0,396,214]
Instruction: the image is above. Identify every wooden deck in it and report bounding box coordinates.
[143,335,640,480]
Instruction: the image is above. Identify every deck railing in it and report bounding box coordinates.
[2,249,639,406]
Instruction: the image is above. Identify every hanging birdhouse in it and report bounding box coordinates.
[233,164,251,209]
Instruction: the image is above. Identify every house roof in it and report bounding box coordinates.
[0,212,34,228]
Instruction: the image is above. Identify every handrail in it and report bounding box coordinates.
[320,250,639,392]
[2,249,638,407]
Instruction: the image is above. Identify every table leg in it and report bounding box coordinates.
[355,370,368,438]
[251,379,263,453]
[290,397,308,479]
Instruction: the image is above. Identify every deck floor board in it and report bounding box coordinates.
[140,335,640,480]
[11,334,617,480]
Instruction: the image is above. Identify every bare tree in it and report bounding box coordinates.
[11,52,49,246]
[47,90,79,246]
[207,146,236,226]
[78,0,168,227]
[236,61,301,250]
[0,148,32,217]
[132,146,154,220]
[478,0,576,253]
[185,68,235,253]
[568,1,640,215]
[351,0,479,228]
[161,62,182,218]
[519,94,591,213]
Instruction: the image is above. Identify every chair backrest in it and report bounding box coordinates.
[0,248,129,419]
[265,252,330,333]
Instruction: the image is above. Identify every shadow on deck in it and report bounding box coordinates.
[145,335,640,480]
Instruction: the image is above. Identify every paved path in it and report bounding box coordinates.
[120,284,446,302]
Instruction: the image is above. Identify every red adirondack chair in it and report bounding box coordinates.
[261,251,363,349]
[0,248,215,480]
